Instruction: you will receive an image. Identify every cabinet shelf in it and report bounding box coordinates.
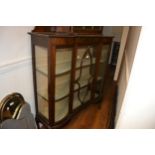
[55,77,102,101]
[37,93,48,101]
[36,66,103,102]
[55,58,96,76]
[37,88,100,120]
[36,58,104,77]
[37,75,103,103]
[36,68,47,76]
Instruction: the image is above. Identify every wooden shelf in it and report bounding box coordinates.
[36,58,104,77]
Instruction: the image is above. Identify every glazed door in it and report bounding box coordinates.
[73,46,97,109]
[94,44,111,100]
[54,47,72,122]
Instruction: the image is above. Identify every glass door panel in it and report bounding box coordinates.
[36,71,48,100]
[55,74,70,100]
[99,44,110,80]
[55,97,69,122]
[75,67,93,90]
[55,48,72,121]
[56,48,72,75]
[35,45,48,75]
[76,47,96,68]
[37,95,48,119]
[73,87,91,109]
[95,45,111,99]
[73,46,96,108]
[35,45,49,119]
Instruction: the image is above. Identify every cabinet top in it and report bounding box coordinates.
[28,32,110,38]
[31,26,103,35]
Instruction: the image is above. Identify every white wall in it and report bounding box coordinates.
[0,26,35,114]
[114,27,129,81]
[116,27,155,128]
[115,27,141,123]
[125,27,141,76]
[103,26,123,42]
[115,27,141,125]
[115,58,128,122]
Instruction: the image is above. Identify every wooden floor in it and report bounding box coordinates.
[63,65,117,129]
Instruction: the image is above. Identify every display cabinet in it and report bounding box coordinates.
[29,30,112,128]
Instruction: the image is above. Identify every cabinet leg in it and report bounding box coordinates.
[35,118,40,129]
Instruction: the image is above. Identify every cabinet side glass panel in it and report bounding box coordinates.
[95,45,110,99]
[35,45,49,119]
[99,45,110,81]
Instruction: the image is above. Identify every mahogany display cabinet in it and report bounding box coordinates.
[29,30,112,128]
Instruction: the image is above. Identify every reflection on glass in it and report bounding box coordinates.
[35,45,49,119]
